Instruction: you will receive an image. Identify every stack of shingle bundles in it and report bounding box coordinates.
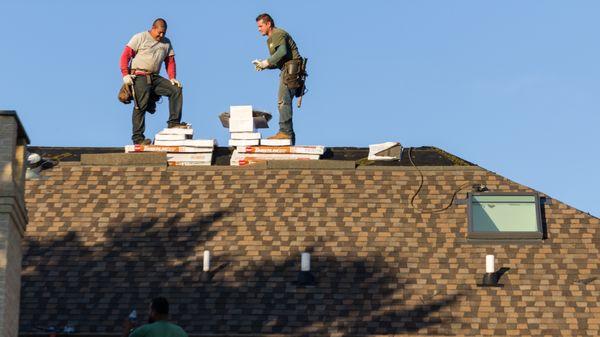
[228,105,261,147]
[230,145,325,166]
[124,125,217,166]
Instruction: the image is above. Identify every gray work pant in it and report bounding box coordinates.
[277,72,301,140]
[131,74,183,142]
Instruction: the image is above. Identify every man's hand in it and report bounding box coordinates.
[123,75,135,86]
[170,79,182,88]
[252,59,269,71]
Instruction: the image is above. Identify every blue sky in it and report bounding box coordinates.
[2,1,599,216]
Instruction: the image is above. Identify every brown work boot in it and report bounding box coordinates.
[133,139,152,145]
[267,132,292,140]
[168,122,190,129]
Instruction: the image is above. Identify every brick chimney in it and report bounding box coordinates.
[0,111,29,337]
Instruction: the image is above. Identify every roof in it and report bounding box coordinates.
[26,146,475,166]
[20,146,600,336]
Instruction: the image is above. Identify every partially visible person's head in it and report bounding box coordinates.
[256,13,275,36]
[150,18,168,41]
[148,296,169,322]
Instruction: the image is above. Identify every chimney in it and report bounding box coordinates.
[0,110,30,337]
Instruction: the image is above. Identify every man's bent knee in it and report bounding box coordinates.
[170,86,182,97]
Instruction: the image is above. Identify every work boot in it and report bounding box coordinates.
[168,122,189,129]
[267,132,292,140]
[133,139,152,145]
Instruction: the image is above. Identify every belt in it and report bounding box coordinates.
[132,69,156,76]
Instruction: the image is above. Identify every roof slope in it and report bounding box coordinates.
[21,149,600,336]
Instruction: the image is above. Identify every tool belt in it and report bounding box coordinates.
[117,69,153,104]
[282,58,307,94]
[131,69,156,84]
[117,69,160,112]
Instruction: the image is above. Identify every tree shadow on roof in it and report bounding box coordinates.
[177,253,463,336]
[21,212,463,336]
[21,211,228,333]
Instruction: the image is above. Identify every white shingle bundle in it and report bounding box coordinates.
[228,105,261,146]
[230,145,325,166]
[124,125,217,166]
[260,138,292,146]
[368,142,402,161]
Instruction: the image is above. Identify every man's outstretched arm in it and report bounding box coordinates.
[267,43,288,67]
[253,44,288,70]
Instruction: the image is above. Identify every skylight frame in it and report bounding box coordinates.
[467,192,543,240]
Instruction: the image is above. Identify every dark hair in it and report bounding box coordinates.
[255,13,275,27]
[150,297,169,315]
[152,18,167,29]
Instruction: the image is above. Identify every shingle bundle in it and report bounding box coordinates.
[124,125,216,166]
[230,145,325,166]
[368,142,402,161]
[260,138,292,146]
[228,106,261,147]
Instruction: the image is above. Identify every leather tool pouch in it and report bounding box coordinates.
[118,84,133,104]
[283,58,305,91]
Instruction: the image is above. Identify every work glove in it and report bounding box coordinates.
[252,59,269,71]
[123,74,135,86]
[170,79,183,88]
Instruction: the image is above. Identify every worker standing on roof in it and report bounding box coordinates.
[253,13,306,145]
[120,18,188,145]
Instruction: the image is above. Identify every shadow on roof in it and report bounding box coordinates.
[21,211,463,336]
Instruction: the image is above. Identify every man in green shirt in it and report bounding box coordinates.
[122,297,187,337]
[253,13,303,145]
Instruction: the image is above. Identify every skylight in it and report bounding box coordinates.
[468,193,543,240]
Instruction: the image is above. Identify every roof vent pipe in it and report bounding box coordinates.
[479,254,500,287]
[296,252,316,286]
[201,250,212,282]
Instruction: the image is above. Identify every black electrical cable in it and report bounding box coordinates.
[408,147,472,213]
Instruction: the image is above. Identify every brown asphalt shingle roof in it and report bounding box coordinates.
[20,148,600,336]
